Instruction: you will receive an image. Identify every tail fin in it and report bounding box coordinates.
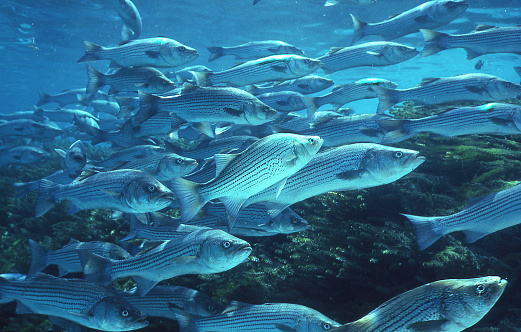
[192,71,212,87]
[207,46,224,62]
[86,66,105,93]
[27,240,49,277]
[169,178,205,222]
[77,41,102,63]
[381,128,415,144]
[133,91,161,125]
[350,14,367,45]
[35,179,57,218]
[77,251,114,285]
[89,127,106,145]
[245,84,259,95]
[116,96,138,119]
[169,307,196,332]
[13,181,39,198]
[303,96,318,118]
[401,213,442,251]
[36,91,50,107]
[119,217,143,242]
[420,29,448,57]
[372,85,398,114]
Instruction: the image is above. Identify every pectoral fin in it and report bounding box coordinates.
[407,319,450,331]
[464,85,486,95]
[271,65,287,72]
[145,51,161,58]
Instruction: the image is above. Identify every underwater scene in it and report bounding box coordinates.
[1,0,521,330]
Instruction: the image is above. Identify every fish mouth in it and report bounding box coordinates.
[159,191,176,201]
[235,244,252,254]
[131,315,149,327]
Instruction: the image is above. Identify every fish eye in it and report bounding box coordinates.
[207,304,214,311]
[148,185,157,192]
[177,158,185,164]
[292,218,300,224]
[322,322,331,330]
[304,59,312,64]
[476,284,486,294]
[308,137,315,144]
[222,241,232,249]
[120,309,129,317]
[179,46,186,51]
[393,151,404,158]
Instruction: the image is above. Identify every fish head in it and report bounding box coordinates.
[19,147,51,164]
[123,172,176,212]
[199,230,252,272]
[277,43,304,56]
[273,208,310,234]
[442,277,507,328]
[362,146,425,185]
[243,100,279,125]
[299,310,341,332]
[159,154,198,178]
[66,140,87,171]
[289,56,323,76]
[386,44,419,61]
[431,0,468,22]
[486,78,521,99]
[89,295,149,331]
[311,76,335,91]
[356,78,398,90]
[146,75,177,93]
[290,134,324,163]
[163,42,199,66]
[183,293,225,316]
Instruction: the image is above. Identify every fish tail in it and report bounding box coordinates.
[77,92,95,106]
[350,14,367,45]
[119,217,142,241]
[115,96,136,119]
[192,71,212,87]
[252,0,262,5]
[133,91,161,125]
[514,67,521,83]
[86,66,105,94]
[13,181,38,198]
[245,84,259,95]
[420,29,447,57]
[90,127,106,145]
[27,240,49,277]
[372,85,397,114]
[170,308,196,332]
[381,128,414,144]
[77,250,114,285]
[35,179,58,218]
[304,96,318,118]
[206,46,224,62]
[36,91,50,106]
[169,178,205,222]
[401,213,442,251]
[77,41,102,63]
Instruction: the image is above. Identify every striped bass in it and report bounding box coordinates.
[349,0,468,45]
[110,152,198,180]
[0,273,148,331]
[244,143,425,217]
[403,183,521,250]
[382,103,521,143]
[318,42,418,75]
[372,73,521,114]
[77,37,199,67]
[257,91,318,117]
[0,146,50,169]
[191,54,322,87]
[93,145,165,169]
[170,133,323,224]
[207,40,303,62]
[80,229,252,296]
[421,25,521,59]
[246,75,334,95]
[331,277,506,332]
[169,136,259,161]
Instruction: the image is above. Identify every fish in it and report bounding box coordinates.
[174,65,213,85]
[27,239,132,277]
[78,37,199,67]
[382,103,521,143]
[54,140,87,171]
[88,99,121,117]
[257,91,318,117]
[0,273,148,331]
[207,40,304,62]
[121,285,224,319]
[33,106,99,126]
[34,169,175,218]
[246,75,334,95]
[191,54,322,87]
[79,228,252,296]
[89,127,157,147]
[331,277,507,332]
[172,300,341,332]
[0,119,62,140]
[13,168,82,198]
[420,25,521,59]
[350,0,468,45]
[110,152,198,180]
[372,73,521,114]
[404,182,521,250]
[121,112,177,138]
[168,135,259,161]
[170,133,323,225]
[0,146,51,169]
[37,88,88,107]
[474,60,485,70]
[317,42,418,75]
[325,0,376,6]
[86,66,176,94]
[312,78,398,111]
[244,143,425,217]
[114,0,142,41]
[93,145,165,169]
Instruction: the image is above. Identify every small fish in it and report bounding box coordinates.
[168,135,259,161]
[34,169,175,218]
[78,37,199,67]
[37,88,88,107]
[174,65,213,85]
[80,229,252,296]
[474,60,485,70]
[13,168,82,198]
[350,0,468,45]
[257,91,318,117]
[318,42,418,75]
[332,277,507,332]
[192,54,322,87]
[0,273,148,331]
[172,301,341,332]
[33,106,99,126]
[0,146,50,169]
[420,25,521,59]
[246,75,334,95]
[86,66,176,94]
[114,0,142,41]
[54,139,87,171]
[0,119,62,140]
[89,99,121,117]
[94,145,165,169]
[207,40,304,62]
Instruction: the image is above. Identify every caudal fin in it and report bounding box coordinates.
[35,179,57,218]
[207,46,224,62]
[77,251,114,285]
[381,128,415,144]
[401,213,443,251]
[169,178,205,222]
[27,240,49,277]
[77,41,102,63]
[303,96,318,118]
[420,29,448,57]
[371,85,398,114]
[86,66,105,94]
[13,181,39,199]
[192,71,212,87]
[350,14,367,45]
[36,91,50,107]
[119,217,143,242]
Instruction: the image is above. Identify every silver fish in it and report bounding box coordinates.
[80,229,252,296]
[78,37,199,67]
[54,140,87,171]
[171,133,323,224]
[33,107,99,126]
[115,0,142,41]
[94,145,165,169]
[13,168,81,198]
[0,146,50,169]
[0,273,148,331]
[332,277,507,332]
[37,88,87,107]
[246,75,334,96]
[0,119,62,140]
[257,91,317,117]
[245,143,425,217]
[192,54,322,87]
[207,40,304,62]
[421,25,521,59]
[34,169,175,218]
[173,300,341,332]
[168,135,259,161]
[404,183,521,250]
[350,0,468,45]
[318,42,418,75]
[325,0,375,6]
[373,73,521,114]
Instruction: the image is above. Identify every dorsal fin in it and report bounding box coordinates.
[74,169,99,182]
[67,238,80,245]
[181,83,201,94]
[326,47,343,55]
[214,154,238,176]
[222,301,250,314]
[418,77,440,86]
[474,24,496,32]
